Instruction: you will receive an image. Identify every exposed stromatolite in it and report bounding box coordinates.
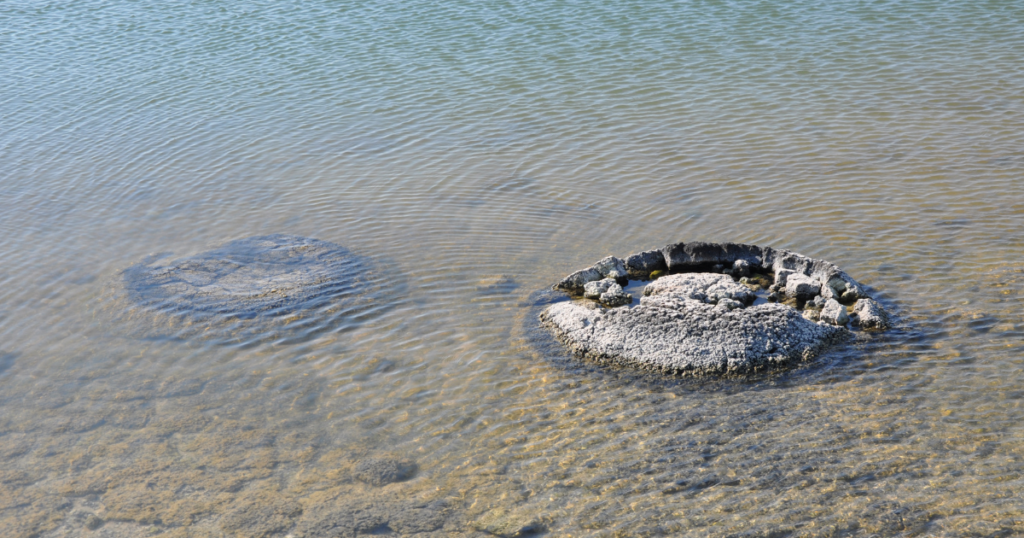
[543,241,891,375]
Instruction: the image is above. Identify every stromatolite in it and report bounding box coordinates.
[121,234,393,344]
[542,242,892,375]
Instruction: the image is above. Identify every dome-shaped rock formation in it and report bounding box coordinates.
[542,242,891,376]
[121,234,393,345]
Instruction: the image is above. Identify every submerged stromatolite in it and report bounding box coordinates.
[121,234,394,345]
[542,242,892,376]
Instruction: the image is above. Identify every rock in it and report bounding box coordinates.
[851,298,890,330]
[583,279,632,306]
[583,279,631,306]
[544,242,889,376]
[661,242,762,272]
[125,235,374,318]
[841,283,865,303]
[774,269,794,288]
[819,299,850,326]
[220,499,303,538]
[716,298,742,311]
[553,267,602,294]
[600,289,632,307]
[84,515,104,531]
[624,250,667,280]
[731,259,751,278]
[644,273,756,306]
[541,294,848,376]
[785,273,821,300]
[298,498,447,538]
[121,234,393,344]
[583,278,618,299]
[473,508,545,538]
[824,276,848,297]
[354,457,417,487]
[593,256,628,280]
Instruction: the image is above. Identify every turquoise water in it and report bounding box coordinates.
[3,1,1024,536]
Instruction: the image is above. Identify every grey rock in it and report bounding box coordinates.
[298,499,447,538]
[600,289,633,307]
[731,259,751,278]
[583,278,631,306]
[472,508,545,538]
[354,457,417,487]
[785,273,821,300]
[819,299,850,326]
[583,278,618,300]
[810,295,827,308]
[593,256,628,279]
[662,242,762,272]
[122,234,392,344]
[716,298,743,311]
[221,499,303,538]
[624,249,667,280]
[644,273,756,305]
[774,269,794,288]
[851,298,890,329]
[541,293,848,376]
[553,267,602,294]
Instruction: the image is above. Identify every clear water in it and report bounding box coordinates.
[2,1,1024,536]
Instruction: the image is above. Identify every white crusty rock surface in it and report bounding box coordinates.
[541,273,848,375]
[644,273,756,305]
[851,298,891,329]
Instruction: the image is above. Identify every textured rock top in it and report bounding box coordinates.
[543,241,892,376]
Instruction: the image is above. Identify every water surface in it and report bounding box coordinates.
[3,1,1024,536]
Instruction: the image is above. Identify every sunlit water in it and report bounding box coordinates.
[2,1,1024,536]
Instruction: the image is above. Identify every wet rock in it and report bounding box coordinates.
[354,457,417,487]
[220,499,302,538]
[298,499,447,538]
[841,283,865,303]
[625,250,667,280]
[583,278,618,300]
[542,283,848,375]
[774,268,794,288]
[731,259,751,278]
[593,256,628,280]
[662,242,762,272]
[553,267,602,294]
[785,273,821,300]
[544,242,889,375]
[473,508,545,538]
[600,288,632,307]
[85,515,104,531]
[584,279,632,307]
[851,298,891,330]
[819,299,850,326]
[121,234,393,344]
[644,273,756,306]
[716,298,742,311]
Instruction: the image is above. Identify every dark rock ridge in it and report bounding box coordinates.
[122,234,393,344]
[545,242,892,375]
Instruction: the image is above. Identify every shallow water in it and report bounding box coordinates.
[2,0,1024,536]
